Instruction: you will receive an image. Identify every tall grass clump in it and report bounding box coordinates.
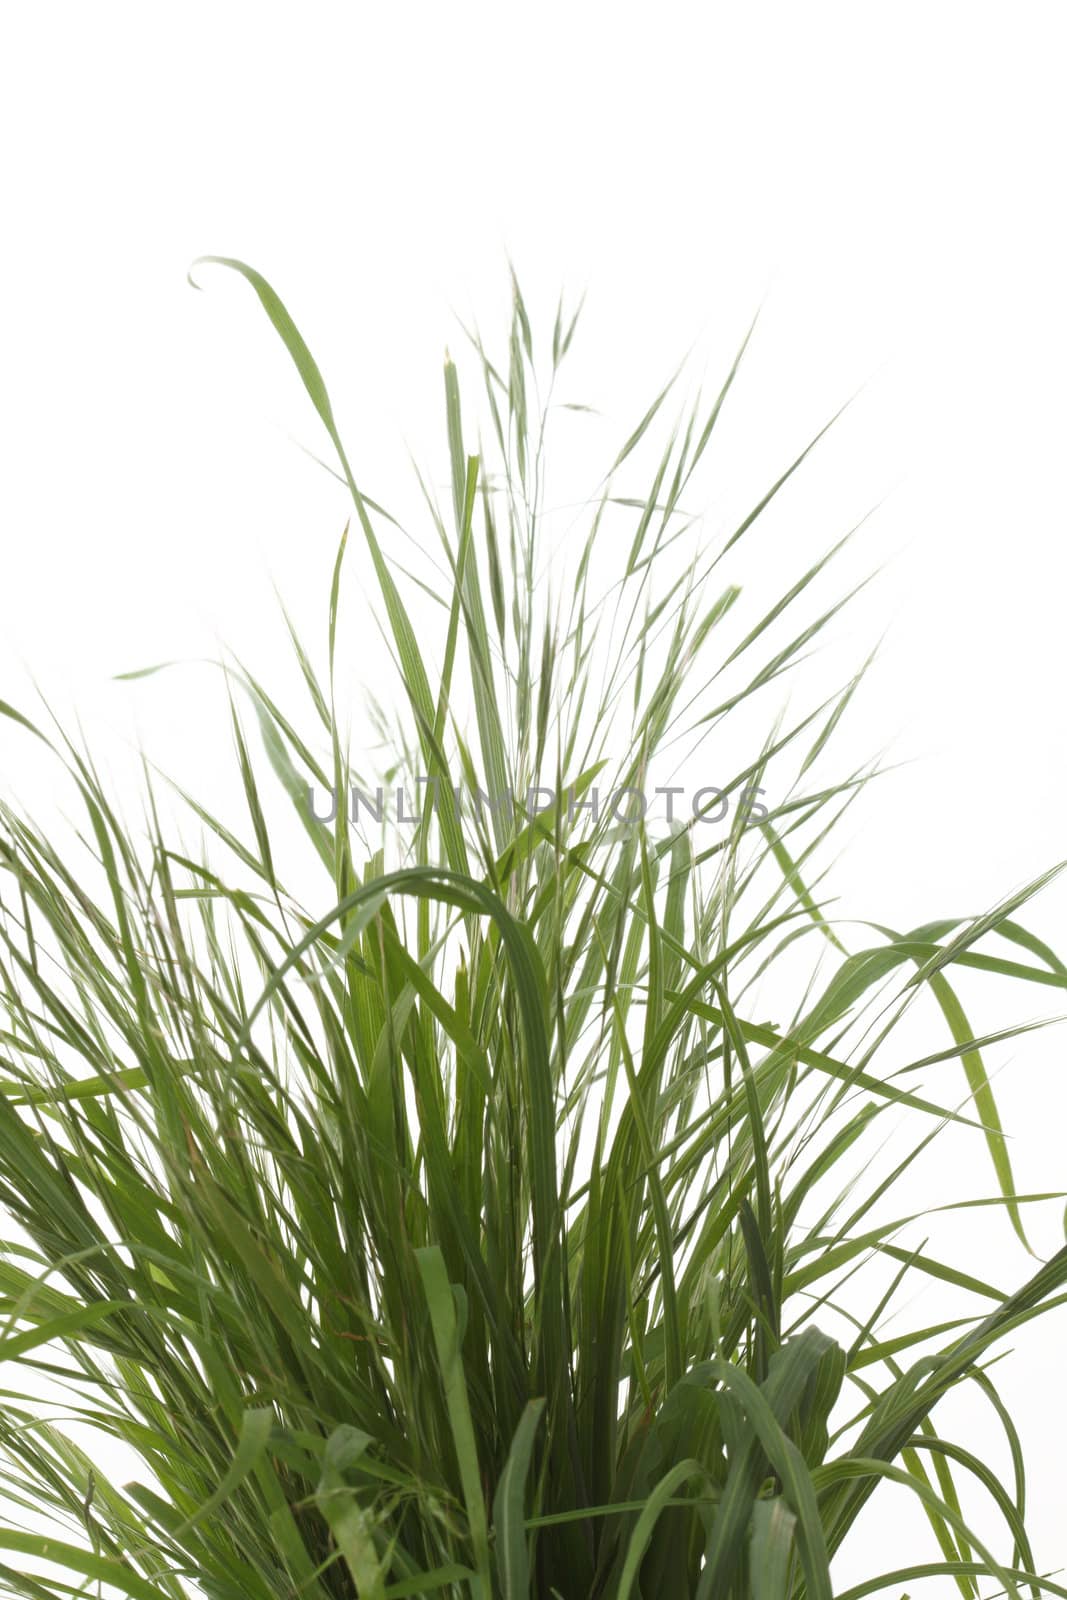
[1,260,1065,1600]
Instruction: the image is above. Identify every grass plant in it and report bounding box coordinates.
[0,262,1065,1598]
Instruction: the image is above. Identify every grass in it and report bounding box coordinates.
[0,260,1065,1599]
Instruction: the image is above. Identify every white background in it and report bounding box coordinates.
[2,1,1066,1588]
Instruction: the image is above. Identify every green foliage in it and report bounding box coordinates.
[0,263,1065,1599]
